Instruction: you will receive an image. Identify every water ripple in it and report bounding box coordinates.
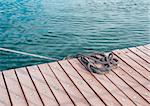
[0,0,150,70]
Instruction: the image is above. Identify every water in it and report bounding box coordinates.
[0,0,150,71]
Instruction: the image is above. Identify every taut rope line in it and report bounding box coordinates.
[0,47,59,61]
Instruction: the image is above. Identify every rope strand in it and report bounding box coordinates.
[0,47,59,61]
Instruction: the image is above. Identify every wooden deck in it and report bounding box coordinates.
[0,44,150,106]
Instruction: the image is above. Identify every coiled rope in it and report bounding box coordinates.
[65,52,119,74]
[0,47,119,74]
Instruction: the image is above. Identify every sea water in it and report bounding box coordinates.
[0,0,150,70]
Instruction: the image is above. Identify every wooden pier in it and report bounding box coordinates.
[0,44,150,106]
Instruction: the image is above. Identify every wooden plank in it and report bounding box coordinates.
[137,46,150,56]
[3,69,27,106]
[121,49,150,72]
[49,62,89,106]
[106,71,150,106]
[113,54,150,91]
[38,64,74,106]
[15,67,43,106]
[129,47,150,63]
[58,60,105,106]
[68,58,121,106]
[92,72,136,106]
[144,44,150,49]
[112,55,150,103]
[112,67,150,104]
[27,65,58,106]
[0,72,11,106]
[113,50,150,81]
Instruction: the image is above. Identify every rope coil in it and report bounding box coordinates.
[65,52,119,74]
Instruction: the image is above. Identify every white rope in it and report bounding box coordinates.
[0,47,59,61]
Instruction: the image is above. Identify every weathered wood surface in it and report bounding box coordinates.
[0,44,150,106]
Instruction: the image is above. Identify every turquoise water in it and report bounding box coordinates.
[0,0,150,71]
